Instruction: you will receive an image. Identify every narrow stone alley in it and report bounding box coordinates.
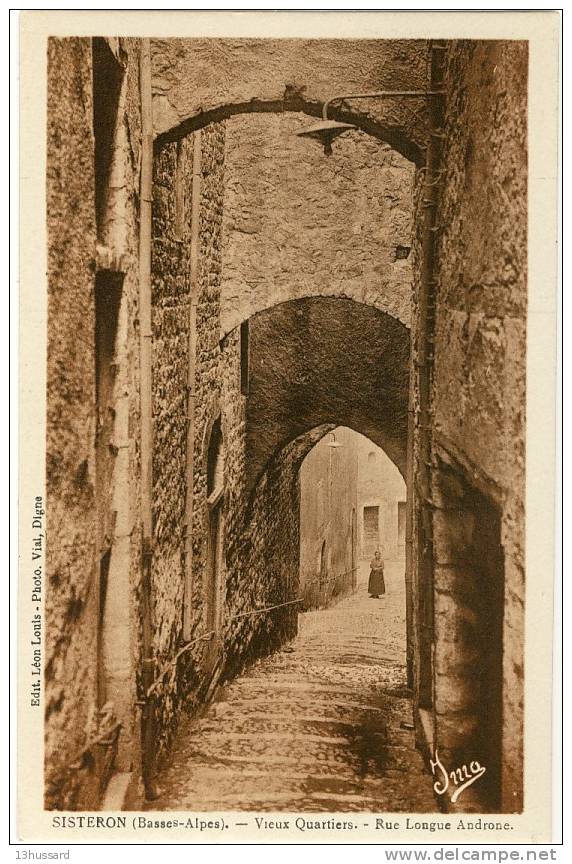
[43,35,531,819]
[147,561,438,812]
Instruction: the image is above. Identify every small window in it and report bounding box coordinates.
[368,451,376,464]
[207,418,224,500]
[92,38,124,237]
[394,244,411,260]
[174,140,186,240]
[205,420,226,651]
[240,320,250,395]
[319,540,327,581]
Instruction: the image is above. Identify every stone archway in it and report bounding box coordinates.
[231,296,411,670]
[151,38,431,164]
[243,296,410,495]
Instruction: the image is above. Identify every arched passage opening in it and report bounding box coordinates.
[299,426,407,616]
[224,415,411,671]
[243,296,410,497]
[44,34,528,816]
[221,293,413,675]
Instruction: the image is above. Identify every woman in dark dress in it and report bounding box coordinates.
[368,549,386,598]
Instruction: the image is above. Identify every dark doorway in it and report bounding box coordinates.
[92,38,124,237]
[471,492,505,810]
[94,271,122,707]
[363,505,380,558]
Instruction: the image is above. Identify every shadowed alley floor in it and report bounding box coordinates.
[146,561,438,812]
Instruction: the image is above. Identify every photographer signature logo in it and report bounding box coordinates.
[430,749,486,804]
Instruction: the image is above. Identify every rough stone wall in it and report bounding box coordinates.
[299,426,359,611]
[45,37,143,809]
[429,41,528,812]
[151,38,430,164]
[150,124,229,761]
[189,123,228,650]
[150,136,193,759]
[46,36,99,809]
[221,112,415,336]
[150,122,302,764]
[223,433,301,675]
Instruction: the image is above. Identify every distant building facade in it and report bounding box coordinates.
[357,438,406,561]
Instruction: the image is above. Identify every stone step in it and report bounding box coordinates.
[299,634,405,640]
[150,789,424,813]
[177,741,427,774]
[153,764,436,802]
[210,700,388,718]
[195,716,414,747]
[283,656,400,667]
[229,677,397,695]
[148,569,438,814]
[220,686,413,714]
[252,651,403,663]
[217,697,409,719]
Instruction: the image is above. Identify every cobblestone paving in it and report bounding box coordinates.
[147,561,438,812]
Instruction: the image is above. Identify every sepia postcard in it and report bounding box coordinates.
[16,9,561,845]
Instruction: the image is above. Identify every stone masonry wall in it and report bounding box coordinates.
[150,135,193,759]
[46,37,99,808]
[408,166,422,709]
[150,125,230,761]
[150,122,301,765]
[222,432,301,676]
[99,37,144,789]
[46,37,143,809]
[221,112,415,336]
[299,426,359,611]
[430,41,528,812]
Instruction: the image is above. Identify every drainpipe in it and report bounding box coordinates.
[405,381,415,689]
[415,41,446,710]
[183,131,202,641]
[138,37,158,800]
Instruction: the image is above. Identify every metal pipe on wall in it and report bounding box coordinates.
[183,131,202,641]
[405,380,415,689]
[322,90,443,120]
[138,37,158,800]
